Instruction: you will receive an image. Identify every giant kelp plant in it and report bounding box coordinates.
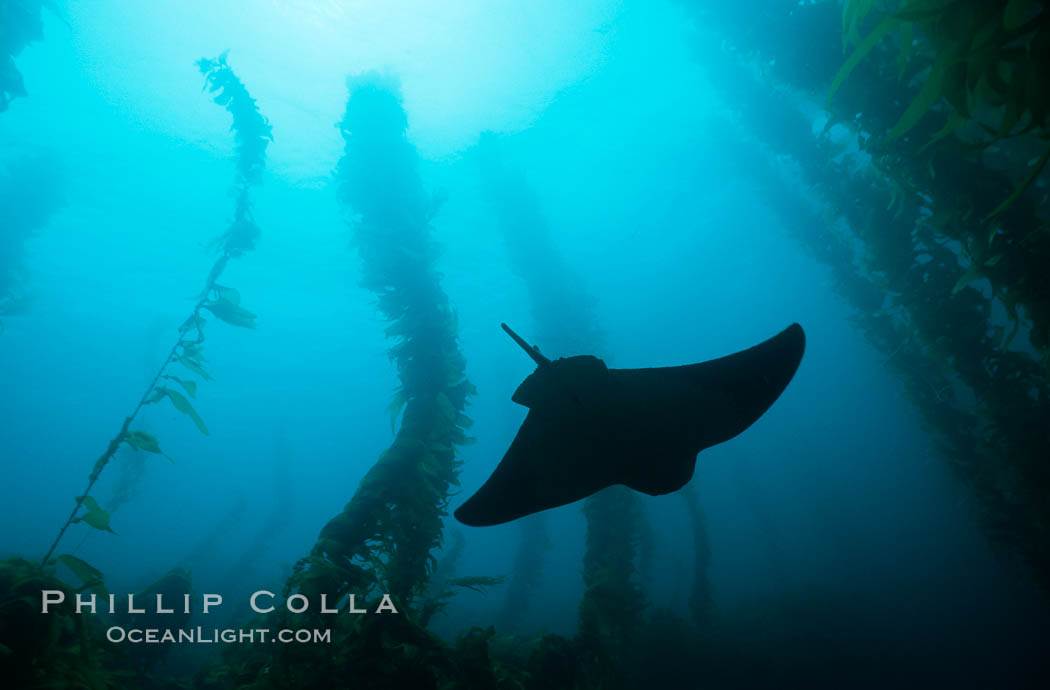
[494,515,549,631]
[1,0,63,327]
[0,557,126,690]
[40,52,271,576]
[680,482,715,630]
[477,135,656,678]
[220,426,293,586]
[212,426,294,625]
[197,73,489,689]
[299,72,477,607]
[0,0,47,112]
[678,0,1050,596]
[2,52,270,690]
[0,154,63,325]
[477,136,558,634]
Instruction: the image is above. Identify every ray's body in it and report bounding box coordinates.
[455,323,806,526]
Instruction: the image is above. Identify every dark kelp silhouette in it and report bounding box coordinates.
[477,134,648,662]
[455,322,806,526]
[688,2,1050,595]
[0,154,64,325]
[1,0,48,112]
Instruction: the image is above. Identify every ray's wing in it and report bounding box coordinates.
[453,404,618,527]
[611,322,806,495]
[672,321,806,448]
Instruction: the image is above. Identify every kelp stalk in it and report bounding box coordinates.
[0,0,47,112]
[210,74,479,690]
[41,54,270,568]
[477,134,648,657]
[496,515,550,630]
[291,72,474,610]
[0,155,64,326]
[41,334,197,565]
[681,483,714,628]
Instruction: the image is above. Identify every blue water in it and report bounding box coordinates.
[2,1,1048,686]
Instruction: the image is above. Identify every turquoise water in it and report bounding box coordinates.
[2,1,1048,687]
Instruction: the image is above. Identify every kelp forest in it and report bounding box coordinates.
[1,1,1049,689]
[683,0,1050,592]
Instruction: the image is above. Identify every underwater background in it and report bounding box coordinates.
[2,0,1050,688]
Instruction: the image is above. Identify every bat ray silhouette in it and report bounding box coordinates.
[454,322,805,526]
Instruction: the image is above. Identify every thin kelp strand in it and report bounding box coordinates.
[41,56,269,569]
